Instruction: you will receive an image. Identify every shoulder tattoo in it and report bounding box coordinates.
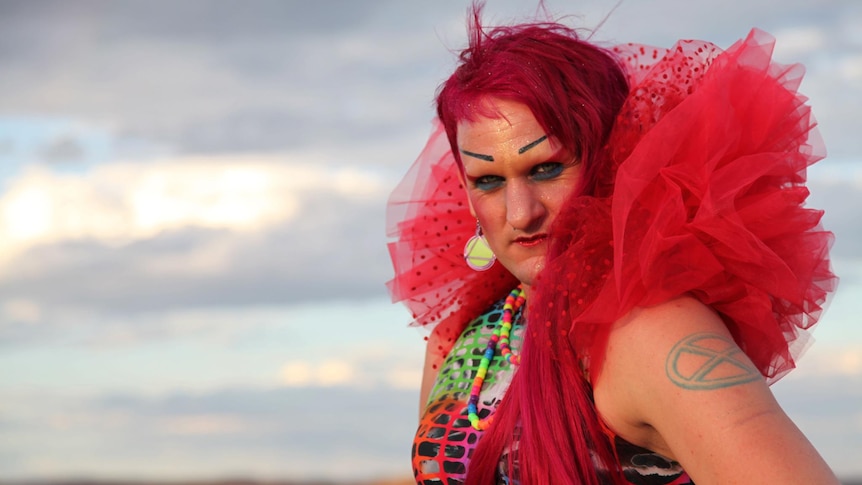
[665,332,761,390]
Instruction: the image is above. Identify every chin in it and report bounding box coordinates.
[503,257,546,287]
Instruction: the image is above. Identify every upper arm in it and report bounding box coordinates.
[418,332,443,420]
[594,296,838,485]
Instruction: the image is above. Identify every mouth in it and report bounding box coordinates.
[514,234,548,247]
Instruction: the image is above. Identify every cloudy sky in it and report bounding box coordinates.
[0,0,860,481]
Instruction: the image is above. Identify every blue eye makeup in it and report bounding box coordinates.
[531,162,564,180]
[473,175,505,191]
[469,162,566,191]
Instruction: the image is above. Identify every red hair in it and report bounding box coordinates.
[435,4,630,484]
[436,6,628,198]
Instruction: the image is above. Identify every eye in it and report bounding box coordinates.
[473,175,505,191]
[531,162,564,180]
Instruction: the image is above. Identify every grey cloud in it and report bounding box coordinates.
[0,138,14,155]
[772,372,862,479]
[1,375,859,480]
[0,173,857,340]
[0,0,388,53]
[1,182,856,353]
[38,135,86,163]
[808,177,862,260]
[0,192,393,318]
[119,103,424,157]
[0,385,418,480]
[0,1,445,159]
[1,0,858,164]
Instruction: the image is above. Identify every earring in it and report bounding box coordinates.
[464,221,496,271]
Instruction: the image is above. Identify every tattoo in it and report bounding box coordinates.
[665,333,760,390]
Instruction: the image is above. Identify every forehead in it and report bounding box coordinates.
[456,99,545,155]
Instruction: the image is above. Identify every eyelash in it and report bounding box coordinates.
[472,162,565,191]
[533,162,564,180]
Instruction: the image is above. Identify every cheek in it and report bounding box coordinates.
[546,190,569,215]
[470,195,505,232]
[551,177,581,206]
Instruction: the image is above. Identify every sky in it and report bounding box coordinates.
[0,0,860,481]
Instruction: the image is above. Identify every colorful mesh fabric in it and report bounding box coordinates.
[412,298,523,483]
[412,298,695,484]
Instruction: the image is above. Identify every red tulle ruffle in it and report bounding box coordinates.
[386,29,837,380]
[532,29,836,383]
[386,122,516,363]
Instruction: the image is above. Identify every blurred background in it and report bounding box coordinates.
[0,0,860,483]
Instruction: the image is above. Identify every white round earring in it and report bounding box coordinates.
[464,221,496,271]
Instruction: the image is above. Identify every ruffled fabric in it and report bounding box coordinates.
[386,123,516,365]
[386,28,837,381]
[531,29,836,383]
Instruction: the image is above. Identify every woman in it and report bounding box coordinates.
[386,5,838,484]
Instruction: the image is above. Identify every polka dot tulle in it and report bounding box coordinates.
[386,29,837,380]
[386,122,518,364]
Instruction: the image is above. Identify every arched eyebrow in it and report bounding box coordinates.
[518,135,548,154]
[459,148,494,162]
[459,135,549,163]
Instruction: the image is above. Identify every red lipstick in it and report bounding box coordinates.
[515,234,547,247]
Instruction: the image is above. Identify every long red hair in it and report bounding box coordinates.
[435,4,630,484]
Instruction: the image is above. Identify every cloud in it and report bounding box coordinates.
[0,141,857,345]
[1,0,854,164]
[157,414,249,436]
[791,344,862,377]
[38,135,86,163]
[280,361,314,387]
[0,152,399,321]
[280,360,359,388]
[807,167,862,259]
[0,138,14,155]
[0,1,448,161]
[0,157,313,256]
[0,2,859,482]
[772,369,862,479]
[0,384,419,481]
[772,26,828,59]
[279,352,423,391]
[0,298,42,324]
[1,366,859,481]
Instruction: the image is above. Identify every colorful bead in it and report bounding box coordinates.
[466,285,525,431]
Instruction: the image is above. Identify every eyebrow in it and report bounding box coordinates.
[459,135,549,163]
[518,135,548,154]
[459,148,495,162]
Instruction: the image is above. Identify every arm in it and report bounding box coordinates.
[418,330,443,420]
[593,296,839,485]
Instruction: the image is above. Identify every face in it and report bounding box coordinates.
[457,98,582,289]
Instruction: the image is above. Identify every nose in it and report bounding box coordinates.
[506,179,545,231]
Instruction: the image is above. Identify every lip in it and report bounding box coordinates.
[514,234,548,247]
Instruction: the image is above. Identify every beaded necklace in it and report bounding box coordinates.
[467,285,526,430]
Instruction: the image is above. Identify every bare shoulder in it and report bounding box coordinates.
[596,295,742,403]
[612,295,728,344]
[593,295,839,483]
[594,296,737,449]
